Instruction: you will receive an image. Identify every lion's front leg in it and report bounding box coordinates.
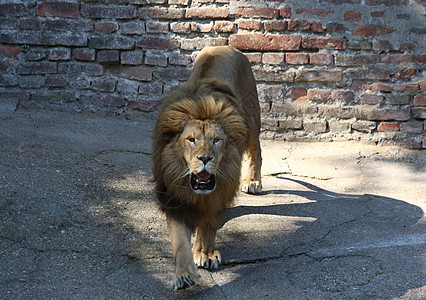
[166,216,200,290]
[193,223,222,269]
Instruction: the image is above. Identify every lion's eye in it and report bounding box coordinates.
[187,137,196,143]
[212,138,220,144]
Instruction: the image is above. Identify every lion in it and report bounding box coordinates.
[152,46,262,290]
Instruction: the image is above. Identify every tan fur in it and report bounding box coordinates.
[152,46,262,290]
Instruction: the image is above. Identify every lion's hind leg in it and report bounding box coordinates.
[167,216,200,290]
[192,223,222,270]
[241,134,262,194]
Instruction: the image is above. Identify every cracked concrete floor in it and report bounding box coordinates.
[0,109,425,299]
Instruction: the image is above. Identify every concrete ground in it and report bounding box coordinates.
[0,105,425,299]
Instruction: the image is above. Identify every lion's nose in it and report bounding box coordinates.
[197,156,212,165]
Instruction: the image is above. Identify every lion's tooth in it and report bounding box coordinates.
[206,179,210,184]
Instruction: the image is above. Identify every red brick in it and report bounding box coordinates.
[387,93,410,105]
[89,36,134,50]
[139,7,184,19]
[0,45,21,57]
[394,68,416,79]
[360,94,385,105]
[190,22,212,32]
[370,108,411,121]
[344,11,362,21]
[0,74,17,87]
[48,48,71,61]
[17,62,57,74]
[111,66,153,82]
[365,0,408,6]
[311,22,325,33]
[237,20,261,31]
[399,138,423,150]
[377,122,399,132]
[45,75,67,87]
[74,49,96,62]
[92,78,116,92]
[138,82,162,95]
[129,100,161,112]
[90,5,135,20]
[244,53,262,64]
[145,51,167,67]
[307,89,331,101]
[186,6,229,19]
[296,70,343,82]
[264,21,286,32]
[36,2,79,18]
[120,50,144,65]
[136,37,179,50]
[154,69,190,81]
[230,34,301,51]
[371,83,393,92]
[214,21,235,33]
[332,90,354,103]
[121,21,146,35]
[181,37,227,50]
[400,122,423,133]
[286,87,307,99]
[146,21,169,33]
[0,4,29,17]
[0,91,30,102]
[286,53,309,65]
[393,84,419,92]
[94,22,118,33]
[414,94,426,107]
[310,53,334,65]
[296,8,335,17]
[236,6,279,19]
[413,107,426,119]
[280,7,292,18]
[353,25,395,36]
[302,36,346,50]
[97,50,120,63]
[19,18,42,30]
[169,53,192,66]
[170,22,191,34]
[335,54,380,66]
[262,53,284,65]
[253,69,295,82]
[420,82,426,90]
[345,69,390,81]
[81,94,126,108]
[381,54,414,64]
[288,20,311,31]
[326,23,347,33]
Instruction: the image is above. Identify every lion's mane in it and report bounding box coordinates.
[152,81,248,228]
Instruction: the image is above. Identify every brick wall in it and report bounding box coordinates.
[0,0,425,148]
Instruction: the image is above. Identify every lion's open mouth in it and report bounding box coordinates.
[191,170,216,192]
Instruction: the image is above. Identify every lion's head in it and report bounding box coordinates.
[153,94,248,206]
[180,119,226,194]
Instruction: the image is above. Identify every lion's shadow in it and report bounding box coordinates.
[208,176,424,298]
[218,176,423,261]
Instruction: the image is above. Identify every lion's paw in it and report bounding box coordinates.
[241,180,262,194]
[172,271,200,291]
[194,250,222,269]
